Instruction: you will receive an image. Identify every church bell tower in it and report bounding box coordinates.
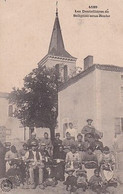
[38,3,77,81]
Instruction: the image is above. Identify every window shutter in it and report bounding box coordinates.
[115,118,121,134]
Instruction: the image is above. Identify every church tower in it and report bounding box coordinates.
[38,4,77,81]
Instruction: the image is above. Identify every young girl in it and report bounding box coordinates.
[76,169,88,192]
[63,168,77,193]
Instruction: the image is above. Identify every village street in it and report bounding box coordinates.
[0,181,123,194]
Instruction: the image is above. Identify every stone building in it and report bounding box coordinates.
[58,56,123,147]
[0,92,28,144]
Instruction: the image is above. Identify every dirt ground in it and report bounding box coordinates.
[0,181,123,194]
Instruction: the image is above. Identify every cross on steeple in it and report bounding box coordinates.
[48,1,76,59]
[56,1,58,17]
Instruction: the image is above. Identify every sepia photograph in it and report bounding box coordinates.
[0,0,123,193]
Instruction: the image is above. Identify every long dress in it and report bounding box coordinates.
[0,142,6,178]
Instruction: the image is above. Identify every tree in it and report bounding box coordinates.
[9,66,61,140]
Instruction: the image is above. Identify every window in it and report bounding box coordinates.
[8,105,13,117]
[115,117,123,135]
[121,87,123,102]
[121,75,123,80]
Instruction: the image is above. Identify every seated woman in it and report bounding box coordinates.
[62,132,76,153]
[53,145,66,181]
[82,147,98,180]
[65,145,80,170]
[6,160,22,188]
[5,145,20,172]
[53,133,62,159]
[100,146,116,185]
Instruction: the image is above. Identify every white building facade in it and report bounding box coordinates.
[58,56,123,147]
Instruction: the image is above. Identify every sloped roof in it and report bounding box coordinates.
[48,12,76,59]
[58,64,123,92]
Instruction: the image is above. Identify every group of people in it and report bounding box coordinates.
[0,119,117,193]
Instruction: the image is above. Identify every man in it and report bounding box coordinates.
[82,119,103,141]
[66,122,76,140]
[82,119,95,135]
[27,132,39,149]
[53,133,62,159]
[40,132,53,156]
[62,132,76,153]
[24,141,44,189]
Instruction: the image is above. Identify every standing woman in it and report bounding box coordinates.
[0,141,6,178]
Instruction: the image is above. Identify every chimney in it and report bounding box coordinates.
[84,55,93,70]
[64,65,68,82]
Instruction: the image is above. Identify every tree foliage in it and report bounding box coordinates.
[9,66,61,138]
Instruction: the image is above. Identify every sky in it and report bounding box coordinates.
[0,0,123,92]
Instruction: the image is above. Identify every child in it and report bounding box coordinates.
[43,165,58,187]
[89,169,106,194]
[63,168,77,192]
[76,169,88,192]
